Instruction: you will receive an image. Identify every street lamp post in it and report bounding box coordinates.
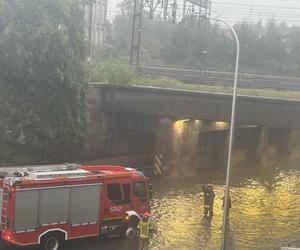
[209,17,240,250]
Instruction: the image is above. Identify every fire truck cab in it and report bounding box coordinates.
[0,164,151,250]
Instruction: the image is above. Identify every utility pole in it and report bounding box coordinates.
[171,0,178,23]
[130,0,211,72]
[88,3,94,61]
[201,0,211,75]
[130,0,143,66]
[149,0,154,19]
[182,0,187,22]
[163,0,169,20]
[206,18,240,250]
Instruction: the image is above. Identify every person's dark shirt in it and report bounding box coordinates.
[222,196,232,209]
[204,190,215,206]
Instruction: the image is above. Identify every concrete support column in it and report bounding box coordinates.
[286,129,300,161]
[257,127,270,165]
[276,128,292,160]
[166,119,189,176]
[180,120,201,171]
[154,118,202,177]
[257,127,269,156]
[214,129,248,168]
[217,130,229,167]
[256,127,280,166]
[154,117,173,174]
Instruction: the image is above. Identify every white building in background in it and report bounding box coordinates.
[84,0,107,56]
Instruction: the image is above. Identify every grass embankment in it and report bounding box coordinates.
[90,61,300,100]
[138,77,300,100]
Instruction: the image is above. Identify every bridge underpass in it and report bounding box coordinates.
[88,84,300,175]
[153,118,296,177]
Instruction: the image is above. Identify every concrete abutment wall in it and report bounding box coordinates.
[152,119,300,177]
[88,108,300,176]
[88,85,300,175]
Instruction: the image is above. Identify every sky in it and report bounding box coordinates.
[212,0,300,25]
[107,0,300,26]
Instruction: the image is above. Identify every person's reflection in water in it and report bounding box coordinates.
[121,238,140,250]
[225,226,235,250]
[200,215,212,248]
[222,192,232,225]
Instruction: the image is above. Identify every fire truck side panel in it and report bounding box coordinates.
[39,187,69,225]
[10,183,102,245]
[67,224,99,239]
[12,231,38,246]
[14,189,39,232]
[69,184,101,225]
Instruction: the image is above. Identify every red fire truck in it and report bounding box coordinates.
[0,164,151,250]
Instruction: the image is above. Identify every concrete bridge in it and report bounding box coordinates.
[91,83,300,128]
[89,83,300,176]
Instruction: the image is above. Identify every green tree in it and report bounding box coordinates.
[0,0,90,165]
[285,27,300,72]
[103,0,300,75]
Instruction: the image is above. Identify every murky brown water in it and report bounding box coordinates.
[1,164,300,250]
[149,167,300,250]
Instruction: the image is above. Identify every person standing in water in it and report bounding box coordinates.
[138,212,151,250]
[201,184,215,220]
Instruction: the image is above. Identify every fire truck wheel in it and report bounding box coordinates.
[40,233,64,250]
[125,227,137,240]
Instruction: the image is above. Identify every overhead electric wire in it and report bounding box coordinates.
[213,2,300,11]
[106,0,300,25]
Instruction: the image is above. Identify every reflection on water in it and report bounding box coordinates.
[150,164,300,250]
[1,164,299,250]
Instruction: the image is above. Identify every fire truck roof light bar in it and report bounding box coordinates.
[14,183,102,191]
[0,164,80,178]
[28,169,89,180]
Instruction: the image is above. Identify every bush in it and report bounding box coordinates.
[139,77,184,89]
[90,61,137,85]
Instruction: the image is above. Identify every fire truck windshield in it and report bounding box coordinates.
[133,181,146,198]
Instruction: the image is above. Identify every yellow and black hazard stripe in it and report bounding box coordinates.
[154,153,163,175]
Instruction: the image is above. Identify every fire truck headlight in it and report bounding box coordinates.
[4,232,12,241]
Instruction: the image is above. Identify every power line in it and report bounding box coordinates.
[213,2,300,11]
[107,0,300,25]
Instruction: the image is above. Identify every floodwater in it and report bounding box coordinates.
[1,163,300,250]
